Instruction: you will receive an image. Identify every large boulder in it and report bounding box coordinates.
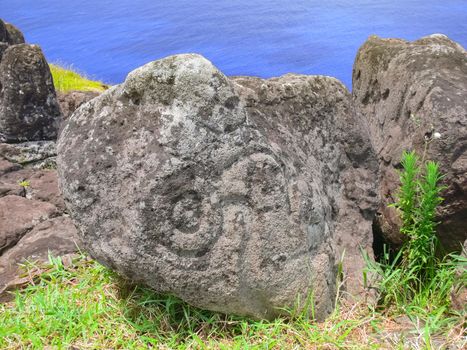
[231,75,379,295]
[58,54,378,319]
[353,35,467,251]
[0,44,61,142]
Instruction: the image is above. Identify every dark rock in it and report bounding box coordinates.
[0,19,8,43]
[57,90,101,120]
[0,195,58,255]
[0,44,61,142]
[0,43,8,61]
[58,54,378,319]
[0,19,24,45]
[4,22,25,45]
[353,34,467,251]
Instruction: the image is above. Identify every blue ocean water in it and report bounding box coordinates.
[1,0,466,88]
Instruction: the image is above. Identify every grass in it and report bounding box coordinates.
[49,64,108,93]
[0,254,464,349]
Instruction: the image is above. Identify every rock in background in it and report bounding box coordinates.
[353,35,467,252]
[0,21,81,300]
[0,44,61,142]
[0,19,61,143]
[0,152,82,300]
[58,54,378,319]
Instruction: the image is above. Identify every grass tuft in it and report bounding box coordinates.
[49,64,108,93]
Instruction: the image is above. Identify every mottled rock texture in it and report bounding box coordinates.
[58,54,378,319]
[0,44,61,142]
[353,35,467,251]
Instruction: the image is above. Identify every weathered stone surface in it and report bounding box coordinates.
[0,180,24,197]
[0,20,8,44]
[0,158,20,176]
[231,75,379,295]
[0,195,58,254]
[0,216,81,298]
[353,35,467,251]
[0,141,56,164]
[0,43,8,61]
[0,44,61,142]
[58,54,378,318]
[57,90,101,120]
[0,19,24,46]
[4,22,25,45]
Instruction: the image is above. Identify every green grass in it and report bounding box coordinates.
[49,64,108,93]
[0,254,464,349]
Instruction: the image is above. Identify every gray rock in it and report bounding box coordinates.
[353,35,467,251]
[58,54,378,318]
[231,75,379,295]
[0,44,61,142]
[0,141,56,164]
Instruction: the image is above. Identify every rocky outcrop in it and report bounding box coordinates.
[0,20,82,299]
[58,54,378,319]
[353,35,467,251]
[0,143,80,298]
[0,195,58,254]
[0,44,61,142]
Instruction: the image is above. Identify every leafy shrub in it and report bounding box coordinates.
[365,151,466,313]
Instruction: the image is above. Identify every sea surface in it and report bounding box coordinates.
[2,0,466,88]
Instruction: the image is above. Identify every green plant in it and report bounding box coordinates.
[394,151,444,284]
[365,151,466,316]
[18,180,30,188]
